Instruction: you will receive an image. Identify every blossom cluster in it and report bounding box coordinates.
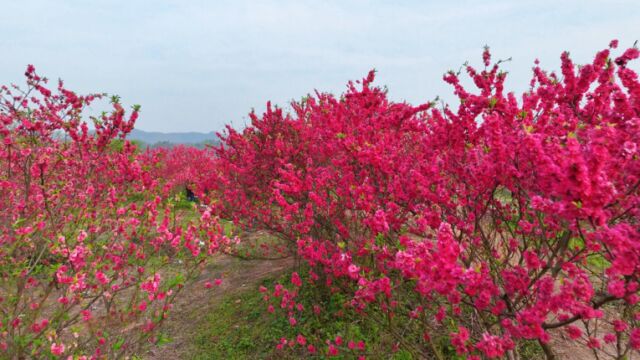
[212,43,640,358]
[0,68,225,358]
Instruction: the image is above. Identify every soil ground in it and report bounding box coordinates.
[144,254,293,359]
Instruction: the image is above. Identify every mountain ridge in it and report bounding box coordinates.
[128,129,220,145]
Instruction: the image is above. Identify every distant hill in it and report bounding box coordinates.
[128,129,219,145]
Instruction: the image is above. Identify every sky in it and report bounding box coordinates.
[1,0,638,133]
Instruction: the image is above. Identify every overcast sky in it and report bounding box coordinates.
[1,0,638,132]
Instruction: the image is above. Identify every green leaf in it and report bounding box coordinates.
[156,333,173,346]
[375,233,385,247]
[12,217,26,228]
[112,337,125,351]
[164,273,185,291]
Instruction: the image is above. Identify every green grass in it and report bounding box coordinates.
[189,277,291,359]
[219,220,290,259]
[180,269,546,360]
[187,272,391,359]
[184,271,445,360]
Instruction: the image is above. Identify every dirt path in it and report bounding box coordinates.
[144,254,293,359]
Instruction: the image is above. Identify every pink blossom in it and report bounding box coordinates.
[50,342,65,356]
[291,272,302,287]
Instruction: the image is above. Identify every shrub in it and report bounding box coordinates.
[212,42,640,358]
[0,67,224,358]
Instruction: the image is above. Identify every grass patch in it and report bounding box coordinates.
[188,277,290,359]
[178,268,546,360]
[186,272,412,359]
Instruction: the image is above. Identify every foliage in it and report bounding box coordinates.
[142,145,218,202]
[3,40,640,360]
[211,42,640,359]
[0,68,226,358]
[191,273,386,360]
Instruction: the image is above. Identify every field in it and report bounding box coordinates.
[2,44,640,359]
